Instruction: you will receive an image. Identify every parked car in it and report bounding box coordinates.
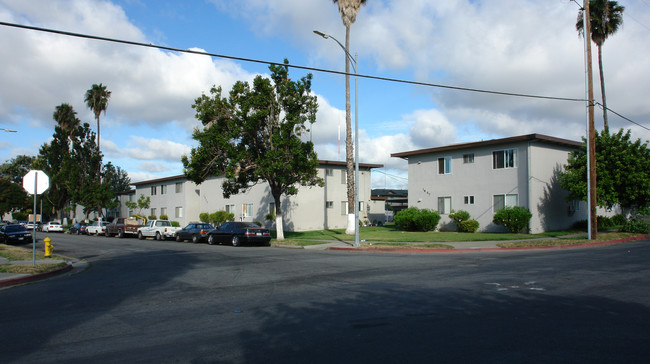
[206,222,271,246]
[105,217,145,238]
[24,221,41,230]
[137,220,182,241]
[68,222,87,235]
[175,222,214,243]
[86,220,109,235]
[0,224,32,244]
[42,221,63,233]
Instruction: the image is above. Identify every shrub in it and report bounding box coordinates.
[621,219,650,234]
[209,211,235,225]
[148,215,157,220]
[458,219,480,233]
[612,214,627,226]
[493,206,532,233]
[449,210,471,225]
[395,207,440,232]
[394,207,419,231]
[160,214,169,220]
[598,215,614,229]
[199,213,210,223]
[170,221,180,227]
[265,213,276,221]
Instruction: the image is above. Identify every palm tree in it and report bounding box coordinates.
[84,83,111,151]
[332,0,367,235]
[53,103,80,140]
[577,0,624,131]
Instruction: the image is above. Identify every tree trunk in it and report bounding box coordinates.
[597,44,608,132]
[344,24,356,236]
[274,194,284,240]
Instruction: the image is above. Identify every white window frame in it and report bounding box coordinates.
[175,206,183,218]
[151,186,157,195]
[160,207,167,217]
[438,196,452,215]
[493,149,518,169]
[242,203,253,218]
[493,194,519,212]
[438,156,452,175]
[464,195,475,205]
[326,201,334,209]
[463,153,474,164]
[341,201,348,216]
[326,169,334,177]
[175,182,183,193]
[225,204,235,214]
[160,184,167,195]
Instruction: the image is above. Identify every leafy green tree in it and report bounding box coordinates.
[84,83,111,151]
[0,155,36,184]
[560,129,650,213]
[577,0,624,130]
[183,60,322,240]
[125,194,150,217]
[332,0,367,235]
[35,106,78,220]
[103,162,131,193]
[0,178,28,218]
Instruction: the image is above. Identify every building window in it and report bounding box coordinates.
[160,207,167,217]
[493,194,519,211]
[438,196,452,215]
[326,201,334,209]
[341,201,348,215]
[128,194,134,202]
[326,169,334,176]
[242,203,253,218]
[438,156,452,174]
[175,182,183,193]
[225,204,235,214]
[175,206,183,218]
[464,196,475,205]
[160,184,167,195]
[151,186,157,195]
[341,170,347,184]
[463,153,474,164]
[359,201,364,212]
[493,149,518,169]
[269,202,275,214]
[150,208,157,217]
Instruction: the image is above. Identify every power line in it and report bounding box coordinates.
[0,21,645,130]
[0,21,585,103]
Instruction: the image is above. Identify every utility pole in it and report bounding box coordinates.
[584,0,598,239]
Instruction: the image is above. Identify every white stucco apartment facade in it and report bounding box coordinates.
[392,134,592,233]
[120,161,382,231]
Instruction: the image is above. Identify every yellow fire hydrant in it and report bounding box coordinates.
[44,237,53,258]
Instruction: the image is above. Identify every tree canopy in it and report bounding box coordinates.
[182,60,323,240]
[559,129,650,213]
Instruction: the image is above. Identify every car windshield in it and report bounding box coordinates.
[5,225,27,232]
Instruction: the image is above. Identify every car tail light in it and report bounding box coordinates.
[200,229,209,234]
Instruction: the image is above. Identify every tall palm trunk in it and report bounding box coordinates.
[597,44,608,131]
[344,25,355,235]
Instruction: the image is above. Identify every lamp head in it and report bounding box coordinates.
[313,30,328,39]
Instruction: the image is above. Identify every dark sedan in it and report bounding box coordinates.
[0,224,32,244]
[207,222,271,246]
[175,223,214,243]
[68,222,87,235]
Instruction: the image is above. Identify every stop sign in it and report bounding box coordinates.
[22,170,49,195]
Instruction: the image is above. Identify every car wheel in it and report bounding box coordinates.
[156,232,162,241]
[117,229,124,238]
[76,230,80,235]
[207,234,215,245]
[138,231,144,240]
[175,234,181,242]
[231,235,239,247]
[191,234,200,244]
[105,230,110,237]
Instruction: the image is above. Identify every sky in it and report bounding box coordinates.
[1,0,649,190]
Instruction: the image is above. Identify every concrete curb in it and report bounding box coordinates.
[328,235,650,253]
[0,262,73,288]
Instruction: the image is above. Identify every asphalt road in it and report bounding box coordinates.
[1,233,649,363]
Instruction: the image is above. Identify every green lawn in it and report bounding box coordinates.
[278,225,575,243]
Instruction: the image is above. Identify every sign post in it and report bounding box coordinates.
[22,170,49,265]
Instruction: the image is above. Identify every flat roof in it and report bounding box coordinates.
[131,160,384,186]
[391,133,582,159]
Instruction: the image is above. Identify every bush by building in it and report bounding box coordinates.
[394,207,440,232]
[493,206,532,233]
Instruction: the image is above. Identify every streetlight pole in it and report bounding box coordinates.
[314,30,361,247]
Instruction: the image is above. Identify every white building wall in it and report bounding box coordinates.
[405,139,590,233]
